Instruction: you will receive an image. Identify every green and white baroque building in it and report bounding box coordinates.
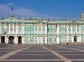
[0,13,84,44]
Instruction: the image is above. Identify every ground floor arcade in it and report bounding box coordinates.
[0,35,25,44]
[0,35,83,44]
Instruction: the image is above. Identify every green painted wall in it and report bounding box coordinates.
[47,25,56,44]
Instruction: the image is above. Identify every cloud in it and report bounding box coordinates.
[14,8,38,18]
[0,3,59,19]
[0,4,38,18]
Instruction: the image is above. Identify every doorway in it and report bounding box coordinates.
[8,36,14,44]
[74,36,77,42]
[18,36,22,44]
[1,36,5,44]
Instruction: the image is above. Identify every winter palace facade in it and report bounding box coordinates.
[0,13,84,44]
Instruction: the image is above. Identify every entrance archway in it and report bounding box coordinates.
[1,36,5,44]
[8,36,14,44]
[74,36,77,42]
[18,36,22,44]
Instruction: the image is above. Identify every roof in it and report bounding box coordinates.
[0,16,84,24]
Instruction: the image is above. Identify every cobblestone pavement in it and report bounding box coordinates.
[0,44,84,62]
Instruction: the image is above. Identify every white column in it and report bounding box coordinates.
[45,25,47,34]
[72,36,74,42]
[39,37,41,44]
[22,24,25,34]
[4,23,6,30]
[67,24,69,34]
[67,36,69,42]
[0,36,1,44]
[77,36,81,42]
[37,26,39,34]
[13,24,14,34]
[14,36,18,44]
[22,36,25,44]
[5,36,8,44]
[41,25,42,34]
[67,24,69,42]
[9,24,11,34]
[57,36,60,44]
[76,25,77,34]
[71,25,73,35]
[57,24,60,44]
[14,24,17,34]
[16,25,18,34]
[79,25,81,42]
[35,25,36,34]
[77,36,79,42]
[8,24,9,34]
[45,37,47,44]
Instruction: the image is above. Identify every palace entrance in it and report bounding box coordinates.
[1,36,5,44]
[8,36,14,44]
[18,36,22,44]
[74,36,77,42]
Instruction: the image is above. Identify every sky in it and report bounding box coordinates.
[0,0,84,20]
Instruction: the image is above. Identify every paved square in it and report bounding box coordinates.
[0,44,84,62]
